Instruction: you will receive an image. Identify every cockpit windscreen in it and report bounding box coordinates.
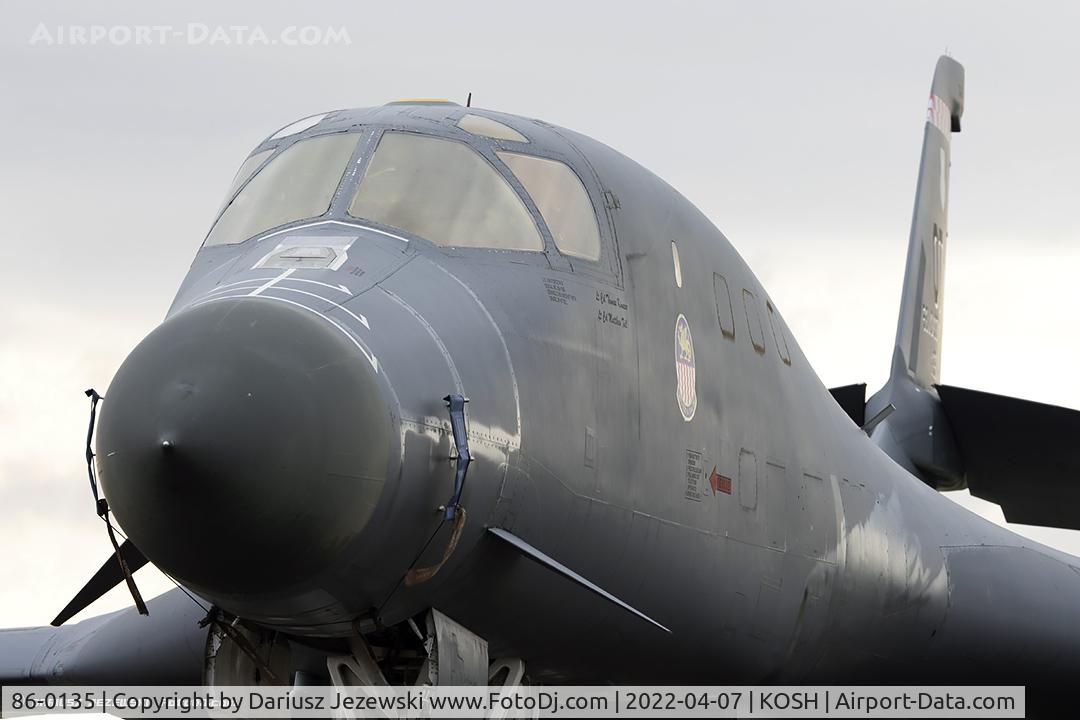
[205,133,358,247]
[348,132,543,252]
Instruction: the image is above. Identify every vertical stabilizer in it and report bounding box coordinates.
[893,55,964,388]
[865,56,966,490]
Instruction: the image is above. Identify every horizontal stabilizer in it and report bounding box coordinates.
[52,538,148,626]
[937,384,1080,530]
[829,384,866,426]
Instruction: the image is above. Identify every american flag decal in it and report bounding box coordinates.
[926,93,952,137]
[675,313,697,421]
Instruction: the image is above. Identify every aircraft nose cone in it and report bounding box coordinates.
[96,297,392,596]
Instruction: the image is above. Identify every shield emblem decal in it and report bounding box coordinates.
[675,313,697,422]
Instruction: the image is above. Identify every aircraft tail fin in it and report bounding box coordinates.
[892,55,964,389]
[859,57,967,490]
[834,57,1080,531]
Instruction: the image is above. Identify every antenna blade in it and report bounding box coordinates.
[488,527,670,633]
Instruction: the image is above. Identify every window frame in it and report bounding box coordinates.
[200,115,623,288]
[489,143,619,282]
[458,113,529,143]
[496,150,603,263]
[203,131,361,248]
[344,129,547,255]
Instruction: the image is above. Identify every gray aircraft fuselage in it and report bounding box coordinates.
[79,81,1080,690]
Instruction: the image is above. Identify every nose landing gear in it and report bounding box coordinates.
[203,607,527,697]
[331,609,524,689]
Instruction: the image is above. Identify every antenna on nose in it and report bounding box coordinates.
[466,92,472,108]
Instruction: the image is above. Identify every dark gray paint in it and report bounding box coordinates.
[4,57,1080,692]
[0,590,205,684]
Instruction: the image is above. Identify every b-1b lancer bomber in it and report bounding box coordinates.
[3,56,1080,699]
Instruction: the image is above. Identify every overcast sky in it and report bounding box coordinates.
[1,0,1078,631]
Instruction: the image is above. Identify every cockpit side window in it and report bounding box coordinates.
[497,152,602,262]
[347,132,543,252]
[214,147,276,217]
[205,133,359,247]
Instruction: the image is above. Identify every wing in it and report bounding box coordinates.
[0,588,206,684]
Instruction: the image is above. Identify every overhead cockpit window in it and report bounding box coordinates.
[457,114,529,143]
[205,133,358,247]
[269,112,330,140]
[498,152,601,262]
[348,132,543,252]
